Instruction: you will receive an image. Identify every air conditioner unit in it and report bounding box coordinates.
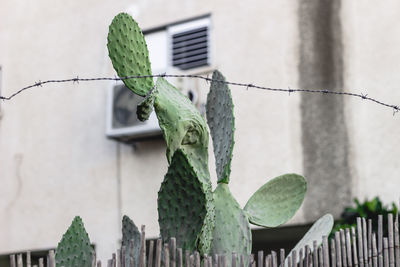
[168,67,214,116]
[106,82,162,142]
[106,15,212,142]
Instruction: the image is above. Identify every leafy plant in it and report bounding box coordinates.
[331,197,398,237]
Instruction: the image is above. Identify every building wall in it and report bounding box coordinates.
[342,1,400,203]
[0,0,399,263]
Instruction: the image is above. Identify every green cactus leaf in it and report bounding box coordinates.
[121,215,141,267]
[286,214,334,263]
[206,70,235,184]
[107,13,153,96]
[158,149,214,255]
[55,216,93,267]
[244,174,307,227]
[210,183,251,266]
[154,77,209,172]
[137,86,157,121]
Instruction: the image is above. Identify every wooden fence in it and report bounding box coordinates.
[8,214,400,267]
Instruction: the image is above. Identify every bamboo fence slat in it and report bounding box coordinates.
[280,249,285,267]
[299,248,304,267]
[140,226,146,267]
[170,238,176,267]
[341,230,348,267]
[305,245,310,267]
[378,216,383,267]
[369,220,373,267]
[384,238,389,267]
[271,251,277,267]
[240,254,244,267]
[388,214,395,267]
[363,218,368,267]
[148,240,155,267]
[394,213,399,267]
[258,251,264,267]
[177,248,183,267]
[352,227,359,267]
[335,232,342,267]
[372,233,378,267]
[164,244,170,267]
[358,218,365,267]
[292,250,297,267]
[232,252,237,267]
[318,246,323,267]
[345,229,352,267]
[323,236,329,267]
[6,214,400,267]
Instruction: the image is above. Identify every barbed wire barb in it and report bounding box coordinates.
[73,76,79,84]
[393,106,399,116]
[0,74,398,115]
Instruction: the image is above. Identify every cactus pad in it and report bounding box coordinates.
[210,184,251,265]
[137,86,157,121]
[206,70,235,184]
[107,13,153,96]
[154,77,209,171]
[121,215,141,267]
[55,216,93,267]
[158,149,214,254]
[286,214,333,263]
[244,174,307,227]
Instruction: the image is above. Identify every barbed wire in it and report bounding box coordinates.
[0,74,399,115]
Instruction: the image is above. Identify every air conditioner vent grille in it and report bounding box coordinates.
[172,26,209,70]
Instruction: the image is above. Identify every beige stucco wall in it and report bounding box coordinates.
[0,0,140,261]
[0,0,399,263]
[0,0,302,262]
[341,1,400,204]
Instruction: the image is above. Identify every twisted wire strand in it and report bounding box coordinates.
[0,74,398,115]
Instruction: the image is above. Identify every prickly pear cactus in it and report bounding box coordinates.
[158,149,214,254]
[137,86,157,122]
[206,70,235,184]
[107,13,153,96]
[121,215,141,267]
[106,13,332,263]
[107,12,215,255]
[286,213,334,264]
[153,77,214,254]
[153,77,209,169]
[206,70,308,260]
[210,184,251,261]
[206,71,251,260]
[244,173,307,227]
[55,216,93,267]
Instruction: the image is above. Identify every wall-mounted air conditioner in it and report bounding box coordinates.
[106,14,212,142]
[106,82,161,142]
